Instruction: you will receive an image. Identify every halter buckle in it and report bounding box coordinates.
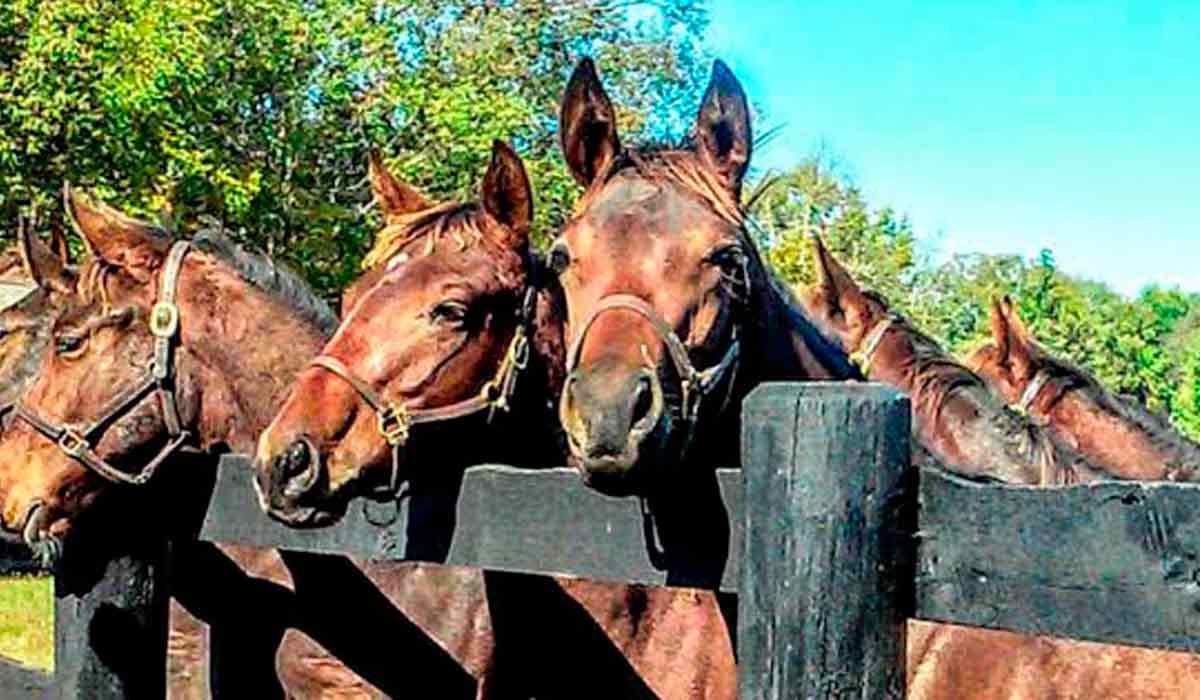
[511,335,530,371]
[57,429,89,460]
[149,302,180,339]
[378,404,410,446]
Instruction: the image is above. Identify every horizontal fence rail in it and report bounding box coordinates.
[38,381,1200,698]
[201,460,745,592]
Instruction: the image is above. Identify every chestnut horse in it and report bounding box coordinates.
[554,58,856,498]
[258,141,737,699]
[801,235,1108,485]
[797,240,1200,698]
[968,297,1200,482]
[0,190,504,698]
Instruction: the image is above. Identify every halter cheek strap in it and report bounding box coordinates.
[310,287,536,496]
[848,315,900,376]
[13,241,193,486]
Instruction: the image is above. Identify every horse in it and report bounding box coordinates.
[553,58,856,499]
[800,234,1108,485]
[0,188,498,698]
[257,140,737,699]
[796,241,1200,696]
[967,296,1200,482]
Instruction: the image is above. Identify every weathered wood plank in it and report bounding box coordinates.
[201,458,743,591]
[738,382,915,700]
[916,467,1200,654]
[53,494,170,700]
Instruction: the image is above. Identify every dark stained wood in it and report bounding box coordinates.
[738,382,915,700]
[201,458,743,591]
[916,467,1200,654]
[0,656,50,698]
[53,494,169,700]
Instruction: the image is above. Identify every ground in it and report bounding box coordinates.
[0,576,53,671]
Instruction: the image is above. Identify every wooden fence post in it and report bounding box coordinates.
[739,382,915,699]
[53,496,170,699]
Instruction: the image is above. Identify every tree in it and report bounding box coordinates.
[1,0,710,297]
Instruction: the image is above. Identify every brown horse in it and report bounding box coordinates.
[258,142,737,699]
[794,243,1200,697]
[967,297,1200,482]
[800,235,1108,485]
[554,58,856,497]
[0,190,497,698]
[256,141,564,521]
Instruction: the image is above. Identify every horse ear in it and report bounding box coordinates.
[480,140,532,249]
[989,298,1012,361]
[559,58,621,187]
[694,60,752,197]
[811,234,865,309]
[64,183,170,282]
[49,221,70,266]
[368,148,429,218]
[17,217,71,293]
[992,295,1036,369]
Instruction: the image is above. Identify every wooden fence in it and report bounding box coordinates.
[34,382,1200,698]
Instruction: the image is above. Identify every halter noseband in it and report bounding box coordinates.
[309,287,537,496]
[13,241,193,487]
[848,314,900,376]
[562,293,742,452]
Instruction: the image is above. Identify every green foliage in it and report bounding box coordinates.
[1,0,709,298]
[754,157,1200,439]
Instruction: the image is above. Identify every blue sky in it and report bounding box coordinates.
[705,1,1200,297]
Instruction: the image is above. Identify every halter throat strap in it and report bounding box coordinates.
[13,241,193,486]
[849,315,899,376]
[1016,368,1054,416]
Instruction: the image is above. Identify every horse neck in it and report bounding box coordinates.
[178,259,329,455]
[1047,391,1200,481]
[741,268,859,385]
[496,280,570,466]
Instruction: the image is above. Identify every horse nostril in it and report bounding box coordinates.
[631,376,654,426]
[286,441,310,474]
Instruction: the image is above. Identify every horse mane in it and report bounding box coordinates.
[576,145,743,227]
[362,202,496,271]
[191,227,338,336]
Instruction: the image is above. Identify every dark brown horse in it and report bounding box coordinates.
[967,297,1200,482]
[0,190,495,698]
[257,142,738,699]
[554,58,856,496]
[801,235,1108,485]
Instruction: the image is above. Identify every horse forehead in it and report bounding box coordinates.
[588,178,718,245]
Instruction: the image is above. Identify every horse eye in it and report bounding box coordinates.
[705,245,746,270]
[56,334,86,356]
[548,241,571,275]
[431,301,470,326]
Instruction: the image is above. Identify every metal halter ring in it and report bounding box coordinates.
[149,301,180,339]
[57,429,89,460]
[377,404,410,446]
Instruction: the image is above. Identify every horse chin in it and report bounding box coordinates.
[266,500,347,529]
[21,504,63,568]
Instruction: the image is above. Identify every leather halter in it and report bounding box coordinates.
[848,314,900,376]
[1015,368,1054,416]
[309,287,537,495]
[563,293,742,451]
[13,241,193,486]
